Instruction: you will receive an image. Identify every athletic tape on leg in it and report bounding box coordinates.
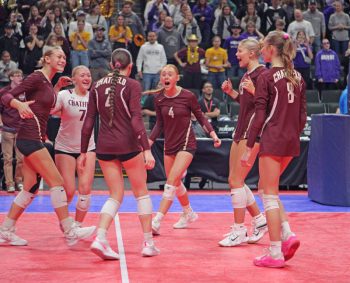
[176,183,187,197]
[50,186,68,208]
[230,187,247,208]
[162,184,176,201]
[263,194,280,211]
[101,198,120,218]
[136,195,153,215]
[14,190,35,208]
[244,184,256,206]
[76,194,91,212]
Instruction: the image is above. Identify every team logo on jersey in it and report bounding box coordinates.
[168,107,174,118]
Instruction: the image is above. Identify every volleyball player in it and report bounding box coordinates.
[149,64,221,235]
[0,46,96,246]
[219,38,268,247]
[79,48,159,260]
[51,66,96,226]
[242,31,306,268]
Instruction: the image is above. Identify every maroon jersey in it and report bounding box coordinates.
[233,65,266,142]
[247,67,307,156]
[1,72,56,141]
[81,75,150,154]
[177,47,206,73]
[149,88,214,155]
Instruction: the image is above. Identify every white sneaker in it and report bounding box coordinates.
[0,226,28,246]
[65,223,96,246]
[248,219,268,244]
[219,227,248,247]
[141,241,160,257]
[173,211,198,229]
[91,237,119,260]
[7,186,15,193]
[152,218,161,235]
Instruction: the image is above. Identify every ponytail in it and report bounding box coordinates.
[108,68,120,127]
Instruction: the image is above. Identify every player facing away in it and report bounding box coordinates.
[0,46,96,246]
[242,31,306,268]
[219,38,268,247]
[79,48,160,260]
[149,64,221,235]
[51,66,96,227]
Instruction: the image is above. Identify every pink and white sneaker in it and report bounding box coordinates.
[282,235,300,261]
[254,251,285,268]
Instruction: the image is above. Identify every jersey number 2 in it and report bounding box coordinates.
[287,82,295,103]
[105,87,111,107]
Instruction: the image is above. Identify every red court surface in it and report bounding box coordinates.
[1,212,349,283]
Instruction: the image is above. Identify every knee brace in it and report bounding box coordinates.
[136,195,153,215]
[262,194,280,212]
[101,198,120,218]
[76,194,91,212]
[50,186,68,209]
[230,187,247,209]
[162,184,177,201]
[176,183,187,197]
[14,190,35,208]
[244,184,256,206]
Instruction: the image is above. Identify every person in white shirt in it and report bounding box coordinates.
[287,9,315,43]
[51,65,96,226]
[136,31,167,91]
[68,10,94,41]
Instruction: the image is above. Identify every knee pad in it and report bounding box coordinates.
[76,194,91,212]
[244,184,256,206]
[162,184,176,201]
[50,186,68,208]
[101,198,120,218]
[262,194,280,212]
[230,187,247,209]
[136,195,153,215]
[176,183,187,197]
[14,190,35,208]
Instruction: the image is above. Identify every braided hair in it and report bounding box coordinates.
[108,48,132,126]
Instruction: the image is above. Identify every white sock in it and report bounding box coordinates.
[281,221,293,241]
[254,213,266,226]
[154,212,164,222]
[270,241,282,257]
[182,204,193,214]
[2,217,16,229]
[233,223,246,231]
[144,232,153,245]
[61,217,74,232]
[97,228,107,240]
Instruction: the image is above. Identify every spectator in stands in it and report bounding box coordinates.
[287,9,315,43]
[174,33,205,89]
[25,5,42,35]
[142,94,157,130]
[282,0,296,24]
[224,23,244,78]
[109,15,133,50]
[211,0,237,19]
[53,23,70,58]
[8,12,24,47]
[177,10,202,45]
[69,20,90,68]
[339,86,348,114]
[0,23,20,63]
[0,51,17,87]
[241,21,264,41]
[86,3,108,36]
[77,0,92,14]
[205,36,228,89]
[293,30,313,88]
[241,2,261,31]
[18,0,36,22]
[192,0,213,49]
[275,18,286,32]
[147,0,169,32]
[173,3,191,27]
[262,0,288,34]
[0,69,24,193]
[40,8,57,39]
[157,16,183,65]
[150,10,167,32]
[53,5,68,33]
[303,0,326,55]
[23,24,44,74]
[169,0,183,27]
[328,0,350,58]
[315,38,341,92]
[137,31,167,92]
[68,10,94,41]
[88,25,112,82]
[212,5,239,40]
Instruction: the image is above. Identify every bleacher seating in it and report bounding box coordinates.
[320,90,341,103]
[229,102,240,117]
[307,102,326,116]
[305,90,320,103]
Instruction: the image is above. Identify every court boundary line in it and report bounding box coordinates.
[114,213,129,283]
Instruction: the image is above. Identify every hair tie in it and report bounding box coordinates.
[283,33,289,40]
[115,61,122,68]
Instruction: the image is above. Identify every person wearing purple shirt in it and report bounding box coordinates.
[0,46,95,247]
[79,48,160,260]
[224,23,244,78]
[192,0,213,48]
[240,21,264,42]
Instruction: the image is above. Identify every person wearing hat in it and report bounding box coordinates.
[303,0,326,54]
[174,33,205,90]
[88,25,112,81]
[68,10,94,41]
[0,23,20,63]
[223,23,244,78]
[86,3,108,37]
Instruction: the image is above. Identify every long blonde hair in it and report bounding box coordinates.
[40,45,64,66]
[238,38,261,58]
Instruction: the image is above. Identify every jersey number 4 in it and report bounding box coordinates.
[287,82,295,103]
[168,107,174,118]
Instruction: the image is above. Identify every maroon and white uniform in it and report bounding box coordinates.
[247,67,306,156]
[233,65,266,143]
[81,74,149,154]
[1,72,56,142]
[149,88,214,155]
